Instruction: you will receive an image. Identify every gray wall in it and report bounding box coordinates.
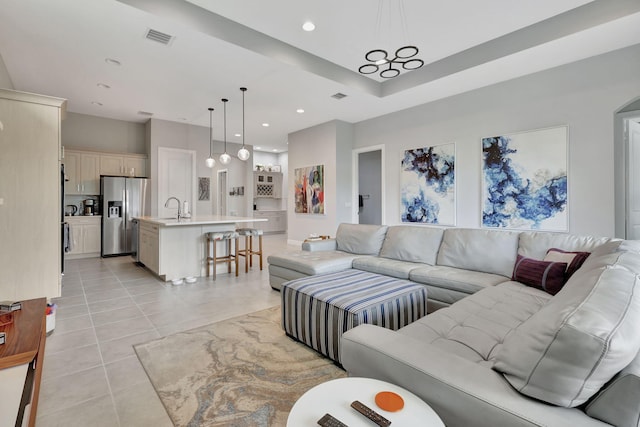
[0,53,13,89]
[352,44,640,237]
[62,112,146,153]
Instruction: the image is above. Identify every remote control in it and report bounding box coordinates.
[351,400,392,427]
[317,413,348,427]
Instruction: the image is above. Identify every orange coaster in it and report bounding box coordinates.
[375,391,404,412]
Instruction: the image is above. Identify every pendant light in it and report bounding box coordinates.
[219,98,231,165]
[237,87,250,161]
[205,107,215,168]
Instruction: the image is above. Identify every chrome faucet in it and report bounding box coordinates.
[164,197,182,219]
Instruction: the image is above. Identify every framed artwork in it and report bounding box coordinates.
[401,143,455,225]
[481,126,568,231]
[198,177,210,201]
[294,165,324,214]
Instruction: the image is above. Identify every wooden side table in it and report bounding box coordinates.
[0,298,46,427]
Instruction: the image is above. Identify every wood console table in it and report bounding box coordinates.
[0,298,46,427]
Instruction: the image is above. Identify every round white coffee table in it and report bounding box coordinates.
[287,377,444,426]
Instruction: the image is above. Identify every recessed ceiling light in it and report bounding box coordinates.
[97,83,111,89]
[262,123,270,127]
[105,58,121,66]
[302,21,315,32]
[272,149,278,152]
[234,133,241,137]
[256,146,262,150]
[296,109,304,113]
[91,101,103,106]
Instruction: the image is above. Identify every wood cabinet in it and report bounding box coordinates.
[100,154,124,176]
[101,153,146,177]
[253,210,287,233]
[0,298,46,427]
[254,172,283,199]
[0,89,65,301]
[66,216,101,258]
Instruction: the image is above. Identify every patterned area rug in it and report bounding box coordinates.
[134,306,346,427]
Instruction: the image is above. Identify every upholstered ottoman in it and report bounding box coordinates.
[281,269,427,363]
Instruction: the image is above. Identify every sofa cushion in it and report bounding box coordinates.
[585,349,640,427]
[398,282,551,364]
[335,223,388,255]
[379,225,445,265]
[493,250,640,407]
[352,257,421,279]
[543,248,591,278]
[410,265,507,295]
[436,228,519,277]
[511,255,568,295]
[518,231,610,260]
[267,251,362,275]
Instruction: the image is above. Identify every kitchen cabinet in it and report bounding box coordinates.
[253,210,286,233]
[0,89,65,301]
[101,154,147,177]
[254,172,283,199]
[139,221,159,274]
[66,216,101,258]
[63,150,99,194]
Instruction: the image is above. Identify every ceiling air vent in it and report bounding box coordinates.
[145,28,174,45]
[331,92,347,100]
[137,111,154,117]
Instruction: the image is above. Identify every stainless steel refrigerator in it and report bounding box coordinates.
[101,176,150,256]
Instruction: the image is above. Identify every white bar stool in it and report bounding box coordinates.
[205,231,239,280]
[236,228,264,273]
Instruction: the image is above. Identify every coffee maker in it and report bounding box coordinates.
[83,199,96,215]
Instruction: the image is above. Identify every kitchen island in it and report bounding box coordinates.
[136,215,266,282]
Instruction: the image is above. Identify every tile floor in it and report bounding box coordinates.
[37,234,291,427]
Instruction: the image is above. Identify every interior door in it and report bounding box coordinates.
[627,118,640,239]
[357,149,383,225]
[218,169,228,215]
[158,148,196,218]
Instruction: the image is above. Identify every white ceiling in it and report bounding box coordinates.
[0,0,639,153]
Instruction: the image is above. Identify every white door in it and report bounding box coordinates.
[627,118,640,239]
[352,145,385,224]
[158,148,196,218]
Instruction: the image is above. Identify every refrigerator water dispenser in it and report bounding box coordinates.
[107,201,122,218]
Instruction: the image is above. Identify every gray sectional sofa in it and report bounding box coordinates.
[268,224,640,426]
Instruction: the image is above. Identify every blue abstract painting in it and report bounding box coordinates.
[482,126,568,231]
[401,143,455,225]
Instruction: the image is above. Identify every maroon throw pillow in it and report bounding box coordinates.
[544,248,591,279]
[512,255,568,295]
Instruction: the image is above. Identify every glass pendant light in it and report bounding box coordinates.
[237,87,250,161]
[219,98,231,165]
[205,107,215,168]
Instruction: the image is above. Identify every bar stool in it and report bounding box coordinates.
[205,231,239,280]
[236,228,264,273]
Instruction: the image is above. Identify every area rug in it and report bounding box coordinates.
[134,306,346,427]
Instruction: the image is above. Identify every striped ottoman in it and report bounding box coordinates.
[281,269,427,363]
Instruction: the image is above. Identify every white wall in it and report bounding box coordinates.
[352,45,640,237]
[288,120,353,241]
[147,118,252,217]
[62,112,145,154]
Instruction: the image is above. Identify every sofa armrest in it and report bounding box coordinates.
[341,325,608,427]
[302,238,337,251]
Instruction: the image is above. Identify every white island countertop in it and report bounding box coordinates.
[136,215,266,227]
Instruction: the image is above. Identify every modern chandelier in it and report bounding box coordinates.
[204,87,251,168]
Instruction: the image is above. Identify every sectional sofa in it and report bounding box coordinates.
[268,224,640,426]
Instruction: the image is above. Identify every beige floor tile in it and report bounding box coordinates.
[51,294,86,308]
[91,305,145,327]
[88,295,135,313]
[104,355,150,392]
[45,327,97,355]
[113,381,173,427]
[55,303,89,320]
[59,285,85,298]
[95,316,155,342]
[42,344,102,380]
[35,394,118,427]
[83,281,125,294]
[100,330,161,364]
[85,288,130,303]
[38,366,110,416]
[52,313,93,334]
